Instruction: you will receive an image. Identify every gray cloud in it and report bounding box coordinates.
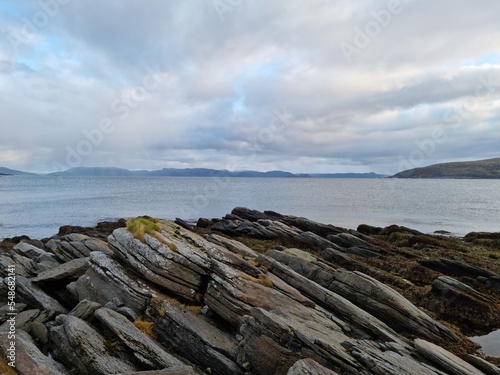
[1,0,500,174]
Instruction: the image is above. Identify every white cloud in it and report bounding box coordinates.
[0,0,500,174]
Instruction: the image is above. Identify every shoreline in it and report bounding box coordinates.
[1,207,499,373]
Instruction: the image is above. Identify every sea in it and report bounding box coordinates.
[1,176,500,240]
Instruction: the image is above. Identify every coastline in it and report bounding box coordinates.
[1,208,499,374]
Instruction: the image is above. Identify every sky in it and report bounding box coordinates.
[1,0,500,174]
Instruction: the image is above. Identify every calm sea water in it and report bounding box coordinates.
[1,176,499,239]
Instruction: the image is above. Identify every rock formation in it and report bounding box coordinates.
[1,208,499,374]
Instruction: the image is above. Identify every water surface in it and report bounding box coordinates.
[1,176,500,239]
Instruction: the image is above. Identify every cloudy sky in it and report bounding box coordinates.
[1,0,500,174]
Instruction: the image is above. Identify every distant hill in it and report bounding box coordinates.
[0,167,36,176]
[49,167,386,178]
[310,172,384,178]
[392,157,500,179]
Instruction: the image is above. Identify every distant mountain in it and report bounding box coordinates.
[392,157,500,179]
[310,172,385,178]
[0,167,37,175]
[49,167,386,178]
[49,167,139,176]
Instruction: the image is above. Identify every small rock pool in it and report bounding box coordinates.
[470,329,500,357]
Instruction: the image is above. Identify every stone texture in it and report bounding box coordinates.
[32,257,89,282]
[0,328,70,375]
[50,314,136,374]
[8,275,67,316]
[75,251,153,313]
[414,339,486,375]
[287,358,340,375]
[94,307,186,370]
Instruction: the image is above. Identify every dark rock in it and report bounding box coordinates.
[75,252,153,313]
[465,355,500,375]
[326,233,379,252]
[356,224,383,236]
[485,276,500,290]
[30,321,49,346]
[196,217,213,228]
[294,231,343,250]
[421,259,497,278]
[11,309,40,331]
[280,215,344,237]
[13,241,47,259]
[50,314,136,374]
[205,233,259,258]
[94,307,186,370]
[0,303,27,324]
[116,306,137,322]
[149,298,243,375]
[175,218,193,230]
[430,276,500,333]
[0,328,71,375]
[104,297,124,310]
[10,275,67,316]
[265,249,457,342]
[212,219,300,239]
[434,230,451,235]
[231,207,271,221]
[69,299,102,320]
[32,257,89,282]
[380,225,422,236]
[414,339,484,375]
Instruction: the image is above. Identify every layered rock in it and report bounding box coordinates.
[0,208,498,375]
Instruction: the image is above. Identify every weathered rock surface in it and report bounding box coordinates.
[414,339,487,375]
[8,275,67,316]
[1,208,498,375]
[94,307,187,370]
[265,249,457,342]
[50,314,137,374]
[0,328,70,375]
[32,257,89,282]
[75,251,153,312]
[287,358,340,375]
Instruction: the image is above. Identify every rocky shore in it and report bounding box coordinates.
[1,207,499,375]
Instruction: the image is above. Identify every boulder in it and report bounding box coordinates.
[205,233,259,258]
[32,257,89,282]
[50,314,136,374]
[465,355,500,375]
[69,299,102,320]
[75,252,153,313]
[414,339,486,375]
[10,276,67,316]
[421,259,497,279]
[265,249,457,342]
[0,328,71,375]
[232,207,271,221]
[149,297,243,375]
[94,307,186,370]
[294,232,343,250]
[109,228,208,302]
[13,241,47,260]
